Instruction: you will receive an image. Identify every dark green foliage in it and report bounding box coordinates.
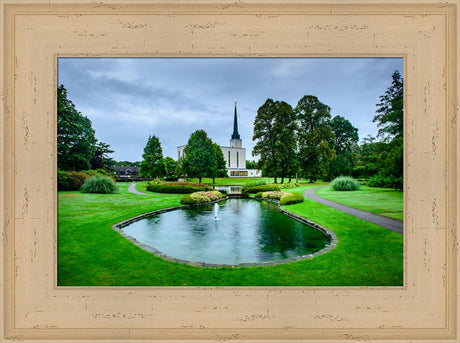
[162,156,178,180]
[90,142,115,170]
[246,160,258,169]
[279,192,304,205]
[330,176,360,191]
[295,95,336,182]
[80,175,118,194]
[57,170,89,190]
[179,194,195,205]
[373,70,404,140]
[368,175,402,190]
[57,85,97,171]
[181,130,216,183]
[243,184,280,194]
[139,135,165,178]
[241,180,267,193]
[146,182,213,194]
[211,143,227,182]
[253,99,297,183]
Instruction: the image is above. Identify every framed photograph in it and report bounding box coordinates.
[1,0,458,341]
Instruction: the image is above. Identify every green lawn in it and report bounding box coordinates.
[58,182,403,286]
[316,185,404,221]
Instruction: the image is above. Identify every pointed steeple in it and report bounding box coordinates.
[231,101,240,140]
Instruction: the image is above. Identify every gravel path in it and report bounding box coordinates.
[303,187,403,235]
[127,183,149,195]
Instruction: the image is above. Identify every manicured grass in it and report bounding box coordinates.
[58,182,403,286]
[316,185,404,220]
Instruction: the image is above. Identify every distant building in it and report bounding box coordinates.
[177,102,261,178]
[113,166,140,178]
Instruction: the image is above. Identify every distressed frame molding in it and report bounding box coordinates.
[0,0,458,341]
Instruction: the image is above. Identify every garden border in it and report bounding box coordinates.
[112,196,338,268]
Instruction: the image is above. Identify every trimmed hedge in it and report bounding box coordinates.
[243,184,280,194]
[330,176,360,191]
[80,175,119,194]
[147,182,213,194]
[368,175,402,190]
[180,191,225,205]
[279,192,304,205]
[241,180,267,193]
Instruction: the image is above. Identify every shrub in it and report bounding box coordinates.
[330,176,360,191]
[279,192,304,205]
[253,192,263,198]
[243,184,280,194]
[368,175,402,190]
[58,171,89,191]
[278,180,300,189]
[180,191,224,205]
[147,182,213,194]
[241,180,267,193]
[80,175,119,194]
[260,191,284,200]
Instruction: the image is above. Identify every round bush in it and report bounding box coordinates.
[80,175,118,194]
[330,176,360,191]
[279,192,304,205]
[243,184,280,194]
[180,191,224,205]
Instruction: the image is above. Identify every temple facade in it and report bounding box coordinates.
[177,103,261,178]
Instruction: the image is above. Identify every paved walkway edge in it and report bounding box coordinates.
[303,187,403,235]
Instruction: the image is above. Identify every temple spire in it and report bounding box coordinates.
[231,101,240,140]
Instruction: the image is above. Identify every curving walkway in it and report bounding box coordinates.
[303,187,403,235]
[127,183,149,195]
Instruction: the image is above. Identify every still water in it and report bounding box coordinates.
[121,198,330,265]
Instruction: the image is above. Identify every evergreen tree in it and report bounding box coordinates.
[295,95,336,182]
[57,85,97,171]
[162,156,178,180]
[210,143,227,183]
[139,135,164,178]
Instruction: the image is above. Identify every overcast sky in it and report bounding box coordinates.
[57,57,403,162]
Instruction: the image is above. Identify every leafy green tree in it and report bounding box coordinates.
[182,130,215,183]
[246,160,258,169]
[370,70,404,187]
[253,99,297,183]
[162,156,178,180]
[90,141,115,170]
[253,99,279,181]
[57,85,97,171]
[295,95,336,182]
[328,115,359,179]
[273,101,297,183]
[210,143,227,183]
[139,135,165,178]
[373,70,404,140]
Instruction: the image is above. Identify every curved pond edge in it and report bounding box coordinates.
[112,196,338,268]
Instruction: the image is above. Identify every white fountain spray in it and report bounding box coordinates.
[214,203,220,220]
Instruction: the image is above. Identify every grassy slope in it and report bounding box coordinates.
[316,185,404,221]
[58,183,403,286]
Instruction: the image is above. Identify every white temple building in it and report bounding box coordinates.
[177,103,262,178]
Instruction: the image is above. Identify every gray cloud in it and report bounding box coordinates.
[58,57,403,162]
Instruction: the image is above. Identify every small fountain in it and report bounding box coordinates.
[214,203,220,220]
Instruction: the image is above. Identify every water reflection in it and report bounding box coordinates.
[122,198,330,265]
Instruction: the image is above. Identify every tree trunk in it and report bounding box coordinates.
[288,175,292,182]
[274,176,278,183]
[199,177,202,184]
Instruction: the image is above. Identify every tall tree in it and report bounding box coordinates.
[210,143,227,183]
[328,115,359,178]
[373,70,404,141]
[272,101,297,183]
[90,141,115,170]
[295,95,336,182]
[57,85,97,171]
[372,70,404,187]
[162,156,178,180]
[182,130,215,183]
[253,99,279,182]
[253,99,297,183]
[139,135,164,178]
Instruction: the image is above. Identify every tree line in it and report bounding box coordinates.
[139,130,227,183]
[252,70,403,187]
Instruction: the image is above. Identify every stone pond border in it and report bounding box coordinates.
[112,196,338,268]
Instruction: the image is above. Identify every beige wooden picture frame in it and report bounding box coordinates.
[0,0,459,341]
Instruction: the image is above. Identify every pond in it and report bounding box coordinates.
[119,198,332,266]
